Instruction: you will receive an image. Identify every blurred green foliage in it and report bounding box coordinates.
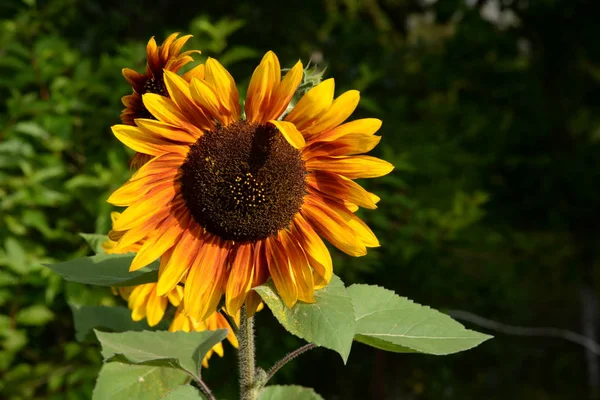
[1,0,599,398]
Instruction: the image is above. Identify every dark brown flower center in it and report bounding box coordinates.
[179,121,307,242]
[143,76,168,97]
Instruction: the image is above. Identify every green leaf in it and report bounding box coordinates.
[348,284,492,355]
[71,306,168,342]
[161,385,206,399]
[16,304,54,326]
[45,253,158,287]
[92,362,188,400]
[259,385,324,400]
[254,275,355,363]
[95,329,229,381]
[80,233,109,254]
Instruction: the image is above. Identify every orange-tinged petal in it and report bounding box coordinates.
[112,184,179,231]
[268,120,305,149]
[305,155,394,179]
[169,34,194,58]
[190,77,227,124]
[225,243,254,316]
[265,237,298,308]
[312,118,382,143]
[265,60,303,121]
[285,78,335,130]
[305,90,360,135]
[245,241,267,317]
[348,213,380,247]
[326,200,380,248]
[302,196,366,257]
[304,134,381,158]
[129,213,189,271]
[157,225,202,295]
[184,236,230,321]
[111,125,187,156]
[159,33,179,60]
[162,70,212,133]
[204,58,240,121]
[129,153,185,181]
[292,213,333,288]
[279,230,315,303]
[306,171,378,209]
[108,175,177,207]
[135,118,198,142]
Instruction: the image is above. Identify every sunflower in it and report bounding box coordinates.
[107,49,393,322]
[120,33,203,167]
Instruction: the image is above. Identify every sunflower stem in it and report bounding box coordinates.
[238,306,259,400]
[195,377,216,400]
[265,343,317,383]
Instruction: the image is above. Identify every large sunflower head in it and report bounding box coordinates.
[108,48,394,322]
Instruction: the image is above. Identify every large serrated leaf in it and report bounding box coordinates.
[254,275,355,363]
[95,329,229,381]
[45,253,158,287]
[71,306,168,342]
[161,385,206,399]
[92,362,188,400]
[348,284,492,355]
[259,385,324,400]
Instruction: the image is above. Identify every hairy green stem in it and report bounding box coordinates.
[265,343,317,383]
[238,306,259,400]
[195,377,216,400]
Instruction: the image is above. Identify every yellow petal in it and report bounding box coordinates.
[162,70,212,133]
[225,244,255,316]
[204,58,240,121]
[189,77,227,124]
[146,287,168,327]
[182,63,205,81]
[265,60,303,121]
[313,118,382,143]
[285,78,335,130]
[112,185,179,231]
[305,90,360,135]
[305,155,394,179]
[142,93,187,126]
[129,284,153,321]
[135,118,198,142]
[268,120,305,149]
[245,51,280,123]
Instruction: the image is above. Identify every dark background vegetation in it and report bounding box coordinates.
[1,0,598,398]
